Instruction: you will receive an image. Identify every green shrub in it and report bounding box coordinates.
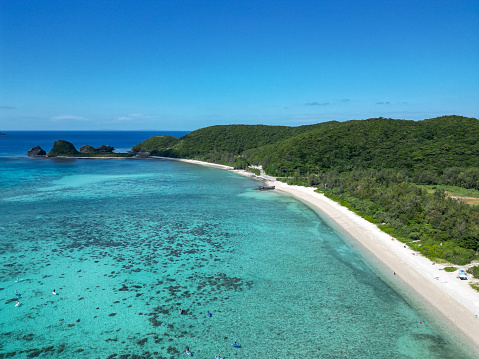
[467,266,479,279]
[246,167,261,176]
[362,214,379,224]
[443,267,457,272]
[441,246,475,265]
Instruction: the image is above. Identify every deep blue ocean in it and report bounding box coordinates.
[0,132,474,358]
[0,131,190,157]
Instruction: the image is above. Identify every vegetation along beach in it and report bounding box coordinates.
[2,1,478,357]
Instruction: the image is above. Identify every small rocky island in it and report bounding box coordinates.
[27,145,47,156]
[27,140,132,158]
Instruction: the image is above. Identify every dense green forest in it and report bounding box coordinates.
[245,116,479,187]
[132,115,479,265]
[281,170,479,265]
[132,123,339,163]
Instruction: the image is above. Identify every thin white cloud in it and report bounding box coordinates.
[115,114,157,122]
[51,114,90,121]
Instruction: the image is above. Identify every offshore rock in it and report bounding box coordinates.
[96,145,114,153]
[47,140,79,157]
[80,145,97,153]
[27,145,46,157]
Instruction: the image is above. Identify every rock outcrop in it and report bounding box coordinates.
[27,145,46,157]
[47,140,79,157]
[28,141,121,157]
[96,145,114,153]
[79,145,97,153]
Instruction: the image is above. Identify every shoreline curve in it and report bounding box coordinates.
[167,157,479,353]
[32,154,479,352]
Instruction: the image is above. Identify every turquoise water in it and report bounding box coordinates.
[0,157,473,358]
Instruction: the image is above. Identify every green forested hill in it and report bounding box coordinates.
[245,116,479,179]
[132,115,479,187]
[132,122,340,161]
[131,115,479,265]
[173,123,340,159]
[131,135,180,154]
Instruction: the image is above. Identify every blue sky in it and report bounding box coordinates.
[1,0,478,131]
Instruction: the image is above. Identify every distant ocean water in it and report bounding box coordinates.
[0,131,190,157]
[0,132,474,358]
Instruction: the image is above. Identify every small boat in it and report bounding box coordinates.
[231,343,241,348]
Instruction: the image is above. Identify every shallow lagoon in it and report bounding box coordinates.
[0,158,473,358]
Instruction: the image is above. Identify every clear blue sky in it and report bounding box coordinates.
[1,0,478,131]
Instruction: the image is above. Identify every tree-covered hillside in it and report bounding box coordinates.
[245,116,479,183]
[131,135,180,154]
[133,115,479,189]
[132,123,339,161]
[130,115,479,265]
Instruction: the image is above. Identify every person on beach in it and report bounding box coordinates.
[207,310,211,317]
[179,308,182,314]
[185,347,191,356]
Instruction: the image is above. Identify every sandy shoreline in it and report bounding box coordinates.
[41,155,479,351]
[165,158,479,352]
[265,180,479,349]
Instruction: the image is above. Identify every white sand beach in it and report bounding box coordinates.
[165,158,479,351]
[265,180,479,351]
